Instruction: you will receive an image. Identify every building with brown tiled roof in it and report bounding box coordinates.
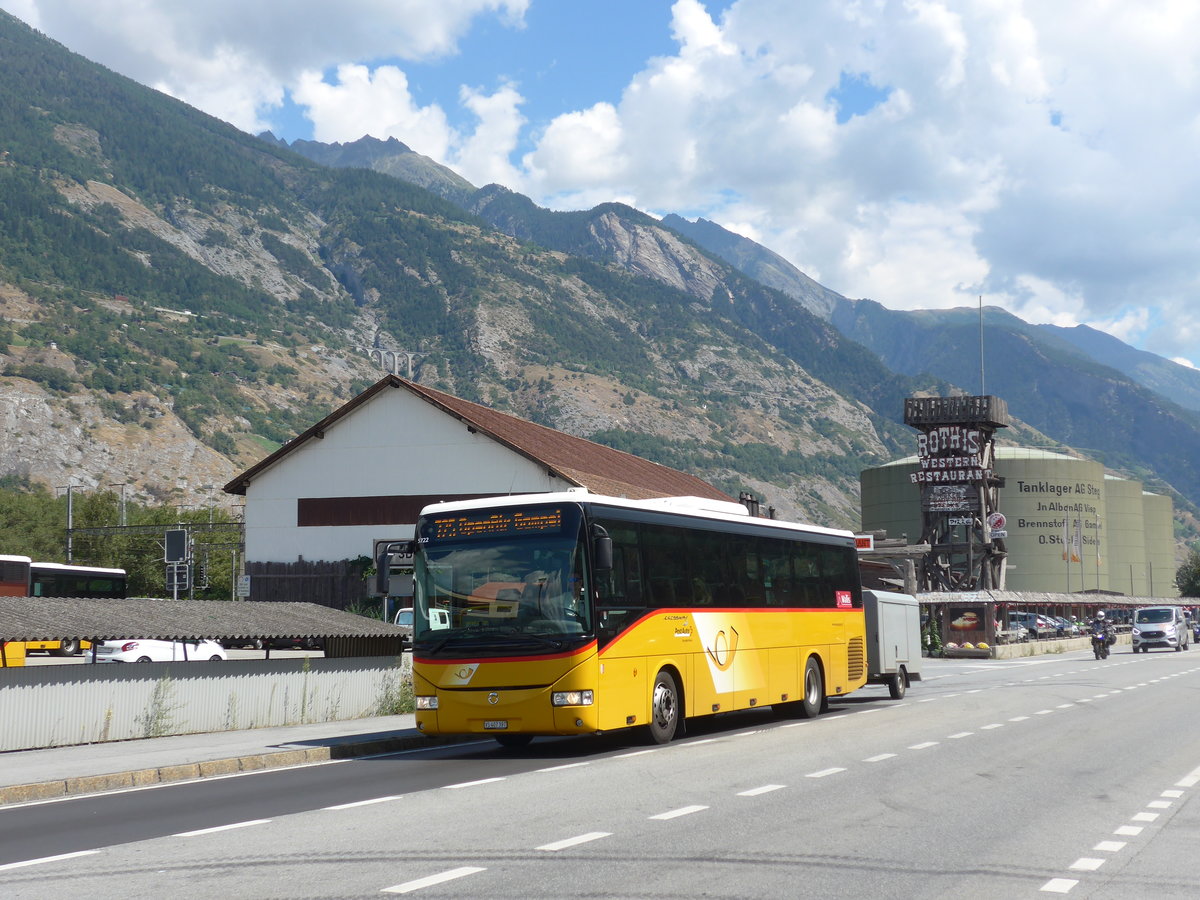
[224,376,731,601]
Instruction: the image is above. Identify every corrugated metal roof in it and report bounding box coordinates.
[224,375,731,503]
[916,590,1160,606]
[0,598,403,643]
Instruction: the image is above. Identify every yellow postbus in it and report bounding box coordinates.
[1,555,127,661]
[394,490,867,747]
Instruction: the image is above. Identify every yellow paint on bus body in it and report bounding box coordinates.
[414,608,866,737]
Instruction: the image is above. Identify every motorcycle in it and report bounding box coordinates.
[1091,626,1111,660]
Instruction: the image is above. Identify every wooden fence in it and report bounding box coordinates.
[246,560,373,610]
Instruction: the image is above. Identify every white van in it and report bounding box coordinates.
[1132,606,1190,653]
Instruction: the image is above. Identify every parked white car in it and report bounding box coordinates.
[392,606,413,644]
[88,639,227,662]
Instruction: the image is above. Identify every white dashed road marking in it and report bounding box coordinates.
[650,805,708,820]
[536,832,611,851]
[382,866,486,894]
[174,819,270,837]
[737,784,785,796]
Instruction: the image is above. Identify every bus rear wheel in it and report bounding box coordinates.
[54,640,79,657]
[799,656,824,718]
[648,670,681,744]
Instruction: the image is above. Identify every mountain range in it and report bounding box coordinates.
[1,9,1197,550]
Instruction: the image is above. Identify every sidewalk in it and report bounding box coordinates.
[0,714,431,806]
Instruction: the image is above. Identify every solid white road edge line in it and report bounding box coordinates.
[0,849,101,871]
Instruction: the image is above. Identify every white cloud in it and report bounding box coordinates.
[450,83,527,189]
[293,65,454,160]
[522,103,627,195]
[1088,307,1151,348]
[13,1,529,132]
[504,0,1200,363]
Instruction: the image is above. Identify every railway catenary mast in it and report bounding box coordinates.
[903,395,1010,591]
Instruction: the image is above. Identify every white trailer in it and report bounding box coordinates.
[863,589,923,699]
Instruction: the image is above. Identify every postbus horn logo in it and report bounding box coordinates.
[705,626,739,671]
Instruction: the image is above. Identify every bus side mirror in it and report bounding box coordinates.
[375,553,392,595]
[593,534,613,571]
[376,541,414,595]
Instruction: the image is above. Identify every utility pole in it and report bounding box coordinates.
[58,483,75,563]
[110,483,127,527]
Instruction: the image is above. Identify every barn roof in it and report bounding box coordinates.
[224,375,731,502]
[0,597,402,644]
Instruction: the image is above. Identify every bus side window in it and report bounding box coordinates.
[596,523,644,607]
[760,541,794,606]
[641,523,686,609]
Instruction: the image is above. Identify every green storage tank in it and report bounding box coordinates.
[1143,491,1179,598]
[1104,475,1147,596]
[861,447,1176,596]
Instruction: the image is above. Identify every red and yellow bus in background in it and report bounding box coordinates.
[392,490,867,747]
[1,555,127,659]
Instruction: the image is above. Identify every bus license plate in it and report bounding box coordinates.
[483,720,508,730]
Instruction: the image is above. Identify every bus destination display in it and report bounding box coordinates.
[430,508,564,541]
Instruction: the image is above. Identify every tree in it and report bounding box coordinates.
[1177,545,1200,597]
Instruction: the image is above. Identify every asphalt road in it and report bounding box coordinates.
[2,647,1198,899]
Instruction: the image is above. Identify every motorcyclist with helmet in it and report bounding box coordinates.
[1089,609,1115,658]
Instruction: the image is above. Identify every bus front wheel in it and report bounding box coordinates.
[54,640,79,657]
[799,656,824,718]
[648,670,681,744]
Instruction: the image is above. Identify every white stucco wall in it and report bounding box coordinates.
[242,386,567,562]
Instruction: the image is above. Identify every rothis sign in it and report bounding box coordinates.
[910,424,992,485]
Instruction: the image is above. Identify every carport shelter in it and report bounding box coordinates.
[0,597,405,665]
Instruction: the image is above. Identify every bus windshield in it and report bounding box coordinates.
[412,503,592,650]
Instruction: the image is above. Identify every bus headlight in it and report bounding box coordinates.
[552,690,594,707]
[415,695,439,710]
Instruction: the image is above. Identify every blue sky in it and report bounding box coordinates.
[269,1,702,148]
[6,0,1200,369]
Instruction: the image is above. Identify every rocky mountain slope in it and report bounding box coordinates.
[277,131,1200,528]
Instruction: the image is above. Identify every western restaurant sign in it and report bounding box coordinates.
[909,424,992,486]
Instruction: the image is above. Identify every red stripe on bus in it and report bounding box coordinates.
[597,606,864,656]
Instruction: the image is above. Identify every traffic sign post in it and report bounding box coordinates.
[166,562,190,599]
[165,528,188,563]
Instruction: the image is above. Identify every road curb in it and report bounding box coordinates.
[0,732,443,807]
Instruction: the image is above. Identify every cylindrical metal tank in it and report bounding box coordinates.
[1143,491,1179,598]
[861,447,1175,596]
[860,456,922,547]
[988,449,1106,593]
[1104,475,1147,596]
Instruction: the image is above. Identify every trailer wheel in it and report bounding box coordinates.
[888,666,908,700]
